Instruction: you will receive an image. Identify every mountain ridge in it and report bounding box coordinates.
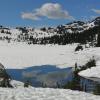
[0,17,100,45]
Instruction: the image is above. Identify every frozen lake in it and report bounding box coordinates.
[7,65,73,87]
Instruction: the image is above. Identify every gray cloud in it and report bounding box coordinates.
[92,9,100,14]
[21,3,74,20]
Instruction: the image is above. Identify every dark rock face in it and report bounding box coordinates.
[94,17,100,26]
[0,63,12,88]
[75,45,83,51]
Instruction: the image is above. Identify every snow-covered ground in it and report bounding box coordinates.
[79,47,100,79]
[0,80,97,100]
[0,86,100,100]
[0,42,93,69]
[11,80,25,88]
[0,42,100,99]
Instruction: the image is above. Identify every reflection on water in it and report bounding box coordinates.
[6,65,73,87]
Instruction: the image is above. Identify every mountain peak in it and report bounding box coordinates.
[93,17,100,25]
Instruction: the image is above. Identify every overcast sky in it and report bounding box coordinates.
[0,0,100,27]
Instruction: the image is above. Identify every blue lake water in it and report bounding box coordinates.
[6,65,73,87]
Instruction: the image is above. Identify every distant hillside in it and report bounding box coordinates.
[0,17,100,45]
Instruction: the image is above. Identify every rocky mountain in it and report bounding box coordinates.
[0,17,100,45]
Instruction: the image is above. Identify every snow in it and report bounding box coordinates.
[0,19,97,42]
[33,29,56,38]
[0,41,100,100]
[0,27,57,43]
[0,79,99,100]
[0,39,99,99]
[86,22,95,28]
[10,28,21,39]
[67,29,73,33]
[0,86,99,100]
[11,80,24,88]
[0,42,93,69]
[79,66,100,78]
[79,47,100,79]
[63,21,96,33]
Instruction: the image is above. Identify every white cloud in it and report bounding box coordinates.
[21,3,74,20]
[21,12,40,20]
[92,9,100,14]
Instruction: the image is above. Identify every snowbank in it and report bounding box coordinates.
[79,66,100,79]
[11,80,24,88]
[0,87,99,100]
[79,47,100,79]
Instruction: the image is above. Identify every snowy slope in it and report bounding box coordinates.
[58,19,97,33]
[79,47,100,79]
[11,80,24,88]
[0,87,99,100]
[0,26,57,41]
[0,17,99,44]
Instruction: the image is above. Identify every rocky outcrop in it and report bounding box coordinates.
[0,63,12,87]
